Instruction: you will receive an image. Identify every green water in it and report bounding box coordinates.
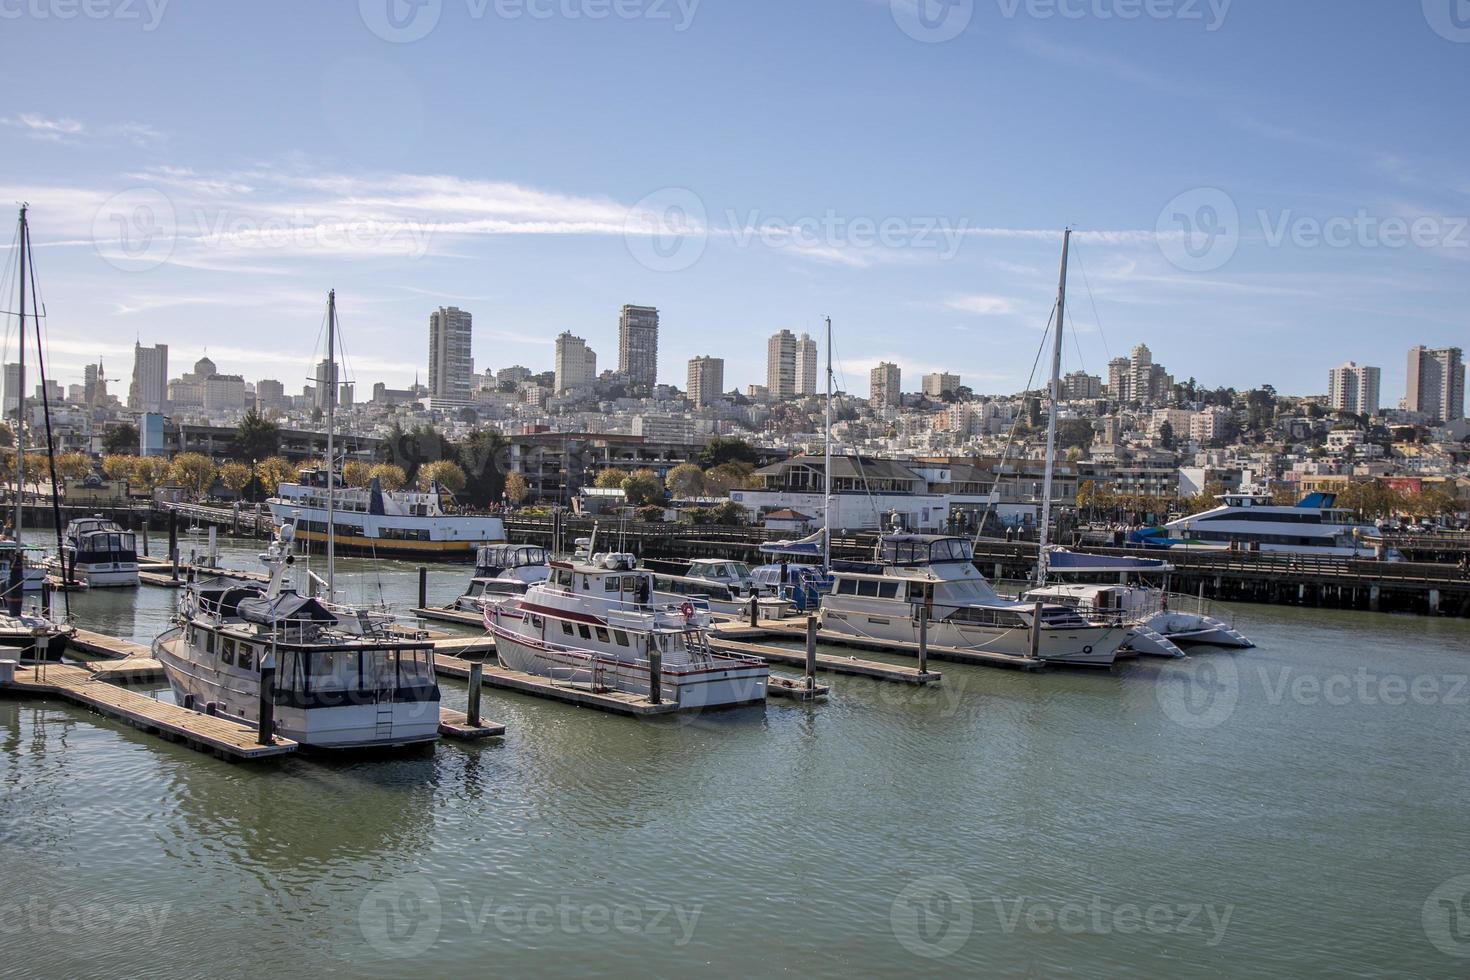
[2,536,1469,978]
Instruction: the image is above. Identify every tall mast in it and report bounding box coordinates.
[14,207,26,544]
[823,315,833,573]
[1036,227,1070,586]
[325,289,336,597]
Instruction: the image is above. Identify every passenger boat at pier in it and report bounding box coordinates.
[44,517,139,588]
[485,553,769,708]
[154,524,442,749]
[1149,490,1400,559]
[454,543,551,611]
[820,534,1126,667]
[268,470,506,559]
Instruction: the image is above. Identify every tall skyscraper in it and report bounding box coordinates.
[1406,346,1466,423]
[428,306,474,403]
[794,332,819,397]
[2,363,21,418]
[922,372,961,399]
[554,332,598,393]
[256,378,285,413]
[870,362,901,408]
[313,358,339,413]
[1106,357,1130,402]
[687,356,724,408]
[766,329,797,401]
[617,305,659,390]
[1129,344,1154,406]
[1328,362,1381,416]
[128,342,168,413]
[83,360,106,407]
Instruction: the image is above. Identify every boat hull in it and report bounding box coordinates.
[0,629,69,664]
[820,606,1124,667]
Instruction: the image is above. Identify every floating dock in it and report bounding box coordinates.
[709,635,941,685]
[437,707,506,740]
[70,629,151,661]
[0,663,298,761]
[432,653,681,717]
[414,606,484,628]
[716,621,1042,670]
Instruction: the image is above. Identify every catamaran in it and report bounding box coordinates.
[485,552,769,708]
[154,524,442,749]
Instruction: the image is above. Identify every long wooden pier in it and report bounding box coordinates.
[0,663,298,760]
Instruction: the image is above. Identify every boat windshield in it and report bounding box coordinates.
[882,538,973,566]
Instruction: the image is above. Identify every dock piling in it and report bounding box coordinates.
[649,648,663,705]
[418,567,428,609]
[467,661,484,726]
[918,606,929,676]
[748,595,759,627]
[804,615,817,690]
[1029,601,1043,661]
[168,509,178,581]
[257,655,276,745]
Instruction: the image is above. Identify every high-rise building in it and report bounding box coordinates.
[554,332,598,393]
[617,305,659,390]
[2,363,21,418]
[766,329,797,401]
[922,372,961,399]
[256,378,286,413]
[687,356,724,408]
[313,358,339,413]
[1106,357,1130,402]
[128,342,168,414]
[794,333,819,397]
[203,374,246,413]
[1405,346,1465,423]
[1061,370,1102,401]
[1327,362,1381,416]
[428,306,474,403]
[870,362,901,408]
[83,361,107,407]
[1128,345,1155,406]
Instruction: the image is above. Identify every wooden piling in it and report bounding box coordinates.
[467,661,484,726]
[804,615,817,690]
[649,647,663,705]
[1029,601,1043,661]
[418,566,428,609]
[257,655,276,745]
[918,605,929,676]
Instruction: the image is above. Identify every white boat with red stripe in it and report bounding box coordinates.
[483,553,769,709]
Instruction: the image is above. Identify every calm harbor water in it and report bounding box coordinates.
[3,535,1469,978]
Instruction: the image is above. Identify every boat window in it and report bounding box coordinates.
[908,583,926,602]
[237,644,254,671]
[836,578,858,595]
[595,627,610,643]
[878,582,899,599]
[858,580,880,598]
[204,630,215,654]
[555,570,573,587]
[221,638,235,666]
[531,615,543,629]
[562,622,574,636]
[605,576,621,592]
[578,624,591,640]
[614,630,629,646]
[185,625,194,645]
[307,649,357,693]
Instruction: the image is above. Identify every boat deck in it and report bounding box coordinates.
[0,663,298,760]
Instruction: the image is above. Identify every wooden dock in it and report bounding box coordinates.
[82,657,167,684]
[70,629,151,661]
[715,621,1042,670]
[437,707,506,740]
[0,663,297,760]
[414,606,484,629]
[767,674,830,701]
[709,635,941,685]
[432,654,681,717]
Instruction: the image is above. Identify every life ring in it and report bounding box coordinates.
[1083,645,1093,655]
[680,602,696,619]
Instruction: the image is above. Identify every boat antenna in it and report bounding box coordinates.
[1035,227,1070,587]
[823,314,833,573]
[22,209,70,619]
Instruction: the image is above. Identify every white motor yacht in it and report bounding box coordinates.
[454,543,551,611]
[1153,490,1399,559]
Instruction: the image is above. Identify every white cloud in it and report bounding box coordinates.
[3,113,85,142]
[945,294,1017,316]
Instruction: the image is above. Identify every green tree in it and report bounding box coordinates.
[102,423,138,456]
[665,462,706,498]
[620,468,664,507]
[1158,421,1176,451]
[704,461,755,496]
[233,408,281,461]
[458,428,509,508]
[594,469,628,490]
[699,437,759,468]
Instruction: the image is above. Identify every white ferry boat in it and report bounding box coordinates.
[154,525,442,749]
[1155,490,1399,559]
[485,553,769,708]
[820,534,1127,667]
[45,517,139,588]
[454,543,551,611]
[269,468,505,559]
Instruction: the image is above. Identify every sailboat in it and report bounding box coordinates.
[0,207,72,663]
[818,232,1127,667]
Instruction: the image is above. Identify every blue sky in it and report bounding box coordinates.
[2,0,1466,401]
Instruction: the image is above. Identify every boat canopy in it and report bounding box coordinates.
[759,528,825,557]
[1046,549,1174,574]
[238,593,338,627]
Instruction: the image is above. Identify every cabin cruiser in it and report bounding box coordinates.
[1020,550,1253,658]
[454,543,551,611]
[820,534,1127,667]
[45,517,139,588]
[154,525,441,749]
[0,540,47,592]
[683,559,755,596]
[653,571,792,620]
[1150,490,1400,559]
[485,553,769,708]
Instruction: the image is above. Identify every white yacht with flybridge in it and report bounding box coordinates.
[1151,490,1399,558]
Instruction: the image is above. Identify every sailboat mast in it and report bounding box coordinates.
[1036,227,1070,586]
[824,315,833,573]
[14,207,26,545]
[325,289,336,597]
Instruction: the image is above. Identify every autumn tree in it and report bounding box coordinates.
[665,463,705,499]
[218,461,254,496]
[593,469,627,490]
[169,453,218,500]
[416,460,467,493]
[342,460,372,488]
[703,461,755,497]
[620,468,665,508]
[503,472,529,505]
[369,463,407,491]
[54,453,93,483]
[102,455,137,483]
[130,456,171,496]
[253,456,297,496]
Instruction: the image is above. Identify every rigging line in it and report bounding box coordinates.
[26,226,70,620]
[1066,299,1086,377]
[1071,240,1112,362]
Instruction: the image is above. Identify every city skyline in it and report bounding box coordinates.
[3,5,1465,402]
